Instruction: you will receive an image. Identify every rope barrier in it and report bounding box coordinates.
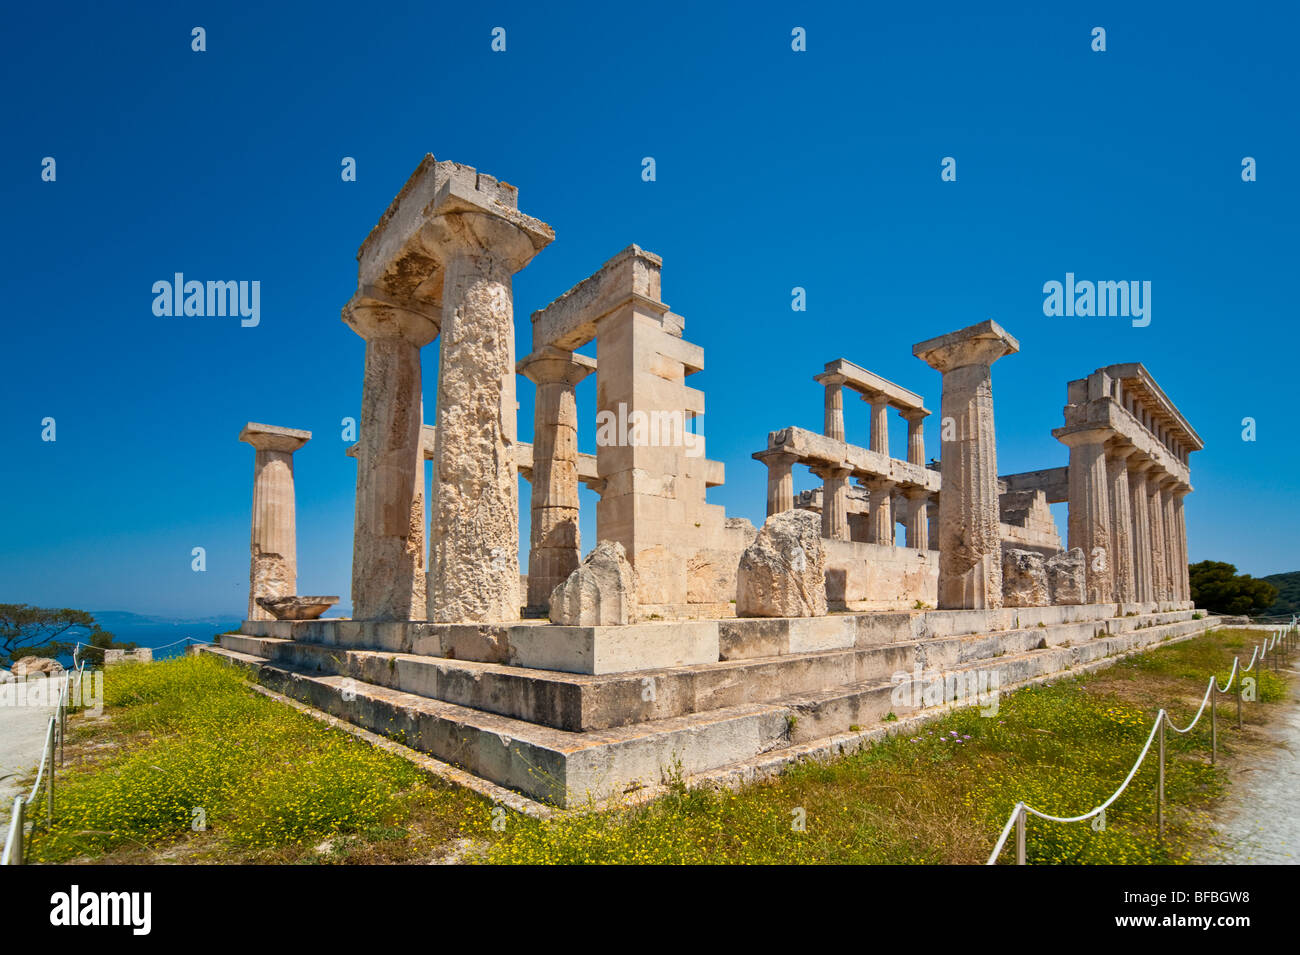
[986,622,1296,865]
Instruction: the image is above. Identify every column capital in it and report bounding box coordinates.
[239,422,311,454]
[1054,425,1114,448]
[901,407,931,423]
[1126,452,1156,474]
[516,345,597,387]
[903,484,931,500]
[753,448,801,468]
[813,371,848,389]
[912,319,1019,372]
[342,293,440,346]
[810,462,853,480]
[1105,440,1139,462]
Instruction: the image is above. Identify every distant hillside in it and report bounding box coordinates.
[1262,572,1300,616]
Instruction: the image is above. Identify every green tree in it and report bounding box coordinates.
[0,604,94,666]
[1188,561,1278,616]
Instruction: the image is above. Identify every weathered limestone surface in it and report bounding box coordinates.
[1002,549,1049,608]
[239,423,311,621]
[549,540,638,626]
[1046,547,1086,606]
[913,320,1019,610]
[1060,428,1113,604]
[736,509,828,618]
[1106,444,1137,603]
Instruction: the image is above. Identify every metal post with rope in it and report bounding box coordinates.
[986,632,1279,865]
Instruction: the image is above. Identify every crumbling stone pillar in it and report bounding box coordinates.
[239,423,311,621]
[1105,443,1137,604]
[866,477,896,545]
[904,486,929,550]
[518,346,596,613]
[756,449,799,517]
[344,304,434,620]
[1060,428,1113,604]
[913,320,1019,610]
[1127,455,1156,603]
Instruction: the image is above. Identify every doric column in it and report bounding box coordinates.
[903,410,927,465]
[812,464,852,540]
[1059,428,1114,604]
[427,203,552,624]
[517,346,597,613]
[755,450,799,516]
[913,320,1019,609]
[1105,443,1137,604]
[821,374,847,442]
[1126,455,1156,603]
[867,395,890,456]
[866,477,896,545]
[903,486,929,550]
[1159,479,1179,604]
[239,423,311,620]
[1173,484,1191,602]
[1147,473,1168,601]
[343,303,436,620]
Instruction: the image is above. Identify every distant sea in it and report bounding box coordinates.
[58,610,242,665]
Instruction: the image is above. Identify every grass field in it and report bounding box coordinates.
[21,628,1291,864]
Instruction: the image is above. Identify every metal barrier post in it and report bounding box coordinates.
[1211,691,1217,766]
[1015,805,1027,865]
[1156,714,1166,839]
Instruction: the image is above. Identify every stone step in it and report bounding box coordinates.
[203,614,1221,807]
[215,610,1202,732]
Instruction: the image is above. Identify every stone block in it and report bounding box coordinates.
[736,509,828,617]
[549,540,638,626]
[1047,547,1086,606]
[1002,549,1049,608]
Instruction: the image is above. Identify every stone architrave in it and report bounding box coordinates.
[912,320,1019,609]
[1059,428,1113,604]
[736,509,828,618]
[1046,547,1086,606]
[549,540,637,626]
[239,423,311,621]
[518,346,597,613]
[1105,443,1138,603]
[755,449,799,517]
[1002,549,1049,608]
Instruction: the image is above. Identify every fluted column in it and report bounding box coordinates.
[903,410,927,465]
[813,465,852,540]
[1127,456,1156,603]
[1147,473,1168,601]
[1060,428,1114,604]
[755,450,799,517]
[822,374,846,442]
[1159,479,1179,605]
[344,303,436,621]
[913,321,1019,609]
[868,395,890,456]
[1105,443,1137,604]
[1173,485,1191,602]
[866,477,896,545]
[518,346,596,613]
[904,486,929,550]
[239,423,311,620]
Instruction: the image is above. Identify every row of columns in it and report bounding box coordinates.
[1061,429,1191,605]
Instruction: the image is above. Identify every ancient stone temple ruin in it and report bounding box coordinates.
[212,155,1221,808]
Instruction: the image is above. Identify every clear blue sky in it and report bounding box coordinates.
[2,1,1295,618]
